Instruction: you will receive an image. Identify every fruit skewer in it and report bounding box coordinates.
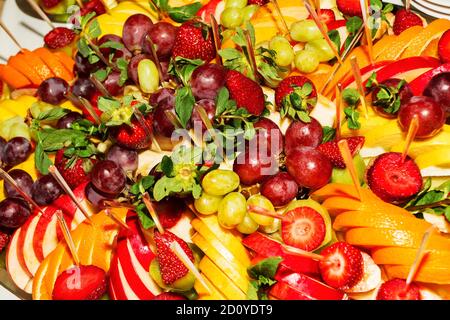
[25,0,55,30]
[359,0,374,65]
[350,56,369,119]
[337,139,363,201]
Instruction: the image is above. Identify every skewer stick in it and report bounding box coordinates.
[144,34,164,87]
[244,30,259,82]
[26,0,55,30]
[56,210,80,265]
[170,241,213,294]
[48,165,93,223]
[401,115,419,163]
[105,208,131,231]
[247,205,287,222]
[75,0,84,8]
[335,83,342,140]
[210,14,222,66]
[89,74,112,98]
[132,103,159,151]
[350,56,369,119]
[142,192,164,234]
[405,0,411,11]
[304,0,343,65]
[338,139,363,201]
[269,0,290,38]
[360,0,374,65]
[405,226,435,287]
[0,21,24,52]
[281,242,325,261]
[72,94,101,125]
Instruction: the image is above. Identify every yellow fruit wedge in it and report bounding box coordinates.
[333,211,431,232]
[384,264,450,284]
[372,247,450,266]
[30,258,50,300]
[373,34,396,60]
[422,38,440,58]
[400,19,450,59]
[364,121,404,149]
[376,26,424,61]
[414,147,450,169]
[194,273,226,300]
[192,233,249,293]
[345,227,450,250]
[390,130,450,159]
[191,218,250,267]
[199,257,247,300]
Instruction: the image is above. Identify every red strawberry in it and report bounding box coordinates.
[248,0,269,5]
[281,207,326,252]
[308,9,336,26]
[110,114,153,150]
[55,149,96,189]
[80,0,107,16]
[275,76,317,121]
[317,136,365,169]
[376,278,421,300]
[0,231,10,253]
[52,265,107,300]
[44,27,76,50]
[225,70,265,116]
[366,152,422,204]
[319,242,364,290]
[154,230,195,285]
[393,9,423,36]
[152,292,186,300]
[438,29,450,63]
[172,21,216,62]
[327,19,347,30]
[41,0,62,9]
[336,0,362,17]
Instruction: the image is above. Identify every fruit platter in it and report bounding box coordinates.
[0,0,449,301]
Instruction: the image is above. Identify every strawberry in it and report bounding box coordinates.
[308,9,336,26]
[376,278,421,300]
[41,0,62,9]
[366,152,422,204]
[0,231,10,253]
[319,242,364,290]
[327,19,347,30]
[80,0,107,16]
[44,27,76,50]
[225,70,265,116]
[54,149,96,189]
[248,0,269,5]
[336,0,362,17]
[438,29,450,63]
[275,76,317,121]
[110,114,153,150]
[393,9,423,36]
[172,21,216,62]
[52,265,107,300]
[152,292,186,300]
[317,136,365,169]
[154,230,195,285]
[281,207,326,252]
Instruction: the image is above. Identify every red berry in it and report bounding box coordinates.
[154,230,195,285]
[110,114,153,150]
[225,70,265,116]
[317,136,365,169]
[248,0,268,5]
[153,292,187,300]
[281,207,326,251]
[366,152,423,204]
[319,242,364,290]
[41,0,62,9]
[172,22,216,62]
[55,149,96,189]
[438,30,450,64]
[309,9,336,26]
[52,265,107,300]
[0,231,10,253]
[44,27,76,50]
[376,278,421,300]
[336,0,362,17]
[80,0,106,16]
[393,9,423,36]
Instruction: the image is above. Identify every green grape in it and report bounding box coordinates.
[220,7,244,29]
[0,116,23,140]
[236,214,259,234]
[137,59,159,94]
[305,38,336,62]
[247,194,275,226]
[217,192,247,229]
[269,35,290,47]
[242,4,259,21]
[270,41,294,67]
[294,50,319,73]
[225,0,247,9]
[9,122,30,140]
[194,192,223,215]
[202,169,240,196]
[259,218,281,234]
[289,20,325,42]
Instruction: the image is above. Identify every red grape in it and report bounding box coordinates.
[423,72,450,115]
[252,117,284,155]
[122,14,153,54]
[98,34,132,62]
[37,77,69,105]
[190,63,226,100]
[233,146,279,186]
[91,160,126,196]
[71,78,97,100]
[127,53,152,85]
[142,22,178,61]
[75,52,104,76]
[31,175,64,206]
[3,169,33,199]
[57,112,83,129]
[285,146,332,190]
[260,172,298,207]
[106,145,138,172]
[2,137,32,167]
[153,96,176,137]
[102,71,124,96]
[150,88,175,106]
[84,182,115,209]
[284,118,323,155]
[0,198,31,229]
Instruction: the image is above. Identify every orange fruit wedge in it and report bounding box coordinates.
[52,51,75,75]
[373,34,397,59]
[22,49,54,81]
[33,48,73,82]
[372,247,450,266]
[345,227,450,250]
[400,19,450,59]
[422,38,439,58]
[376,26,423,62]
[384,264,450,284]
[0,64,32,89]
[322,197,364,216]
[8,53,42,86]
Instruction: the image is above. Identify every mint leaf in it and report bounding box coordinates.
[168,2,202,23]
[342,88,360,106]
[93,68,109,82]
[346,16,363,34]
[35,143,53,175]
[215,87,230,116]
[322,126,336,143]
[99,40,124,50]
[366,72,378,88]
[98,97,121,114]
[136,203,155,229]
[248,257,282,280]
[175,86,195,128]
[328,29,341,52]
[87,19,101,39]
[445,206,450,223]
[344,107,361,130]
[160,155,174,177]
[36,107,69,121]
[415,190,445,206]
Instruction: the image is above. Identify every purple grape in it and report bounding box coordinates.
[128,54,152,85]
[91,160,126,195]
[122,14,154,54]
[56,112,83,129]
[424,72,450,114]
[2,137,32,167]
[252,118,284,156]
[260,172,298,207]
[190,64,226,100]
[0,197,31,229]
[149,88,175,106]
[31,175,64,206]
[103,71,124,96]
[233,146,279,186]
[106,145,138,172]
[3,169,33,199]
[71,78,96,100]
[74,52,104,76]
[84,182,114,209]
[142,22,177,61]
[153,96,176,137]
[0,137,6,155]
[37,77,69,105]
[284,118,323,156]
[98,34,132,62]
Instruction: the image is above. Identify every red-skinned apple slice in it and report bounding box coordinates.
[109,254,128,300]
[33,206,57,261]
[409,62,450,95]
[22,215,42,275]
[341,60,391,89]
[242,232,319,275]
[269,281,314,300]
[6,229,33,293]
[196,0,223,22]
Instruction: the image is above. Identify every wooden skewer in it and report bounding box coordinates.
[142,192,164,234]
[360,0,374,65]
[75,0,84,8]
[281,242,325,261]
[304,0,343,65]
[48,165,93,223]
[247,205,288,222]
[269,0,290,38]
[210,14,222,66]
[56,210,81,265]
[170,241,213,295]
[335,83,342,140]
[105,208,131,231]
[26,0,55,30]
[0,20,24,52]
[66,92,101,125]
[350,56,369,119]
[338,139,363,201]
[0,168,43,211]
[405,226,435,287]
[405,0,411,11]
[244,30,259,82]
[401,115,419,163]
[89,74,112,98]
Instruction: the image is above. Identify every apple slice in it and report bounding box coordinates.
[6,229,33,293]
[22,214,42,275]
[269,281,314,300]
[242,232,319,275]
[32,206,57,261]
[409,62,450,95]
[109,254,128,300]
[341,60,390,90]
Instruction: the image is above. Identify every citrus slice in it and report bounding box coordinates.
[52,51,75,75]
[8,53,42,86]
[0,64,31,89]
[373,34,396,59]
[22,50,54,81]
[390,130,450,159]
[384,264,450,284]
[376,26,423,61]
[422,38,439,58]
[414,146,450,169]
[33,48,73,82]
[372,247,450,266]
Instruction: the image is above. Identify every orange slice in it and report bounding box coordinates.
[22,49,54,81]
[322,197,365,216]
[33,48,73,82]
[400,19,450,59]
[31,257,51,300]
[0,64,32,89]
[8,53,42,86]
[372,247,450,266]
[422,38,439,58]
[53,51,75,74]
[376,26,423,62]
[345,227,450,250]
[384,264,450,284]
[373,34,396,59]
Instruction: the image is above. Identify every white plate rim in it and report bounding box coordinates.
[411,0,450,19]
[414,0,450,11]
